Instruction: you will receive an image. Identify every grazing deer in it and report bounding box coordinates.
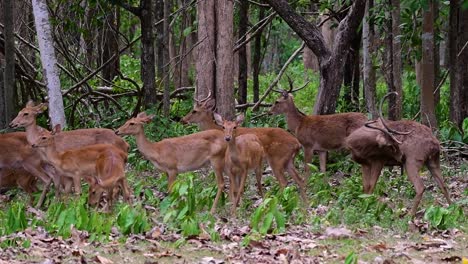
[0,168,38,204]
[0,132,56,207]
[10,101,129,196]
[115,112,227,213]
[268,78,367,175]
[181,95,306,200]
[31,125,130,209]
[214,113,265,214]
[345,92,452,216]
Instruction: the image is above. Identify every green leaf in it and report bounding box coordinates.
[260,212,274,234]
[183,26,192,37]
[345,252,358,264]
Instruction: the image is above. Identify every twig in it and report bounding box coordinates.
[233,11,276,52]
[252,42,305,111]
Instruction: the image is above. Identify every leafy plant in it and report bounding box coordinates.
[251,196,286,235]
[424,204,465,230]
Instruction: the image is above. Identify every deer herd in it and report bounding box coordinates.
[0,91,452,217]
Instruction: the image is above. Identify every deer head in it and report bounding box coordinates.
[31,124,61,148]
[181,91,215,124]
[213,113,245,142]
[10,101,48,128]
[115,112,155,136]
[269,75,308,115]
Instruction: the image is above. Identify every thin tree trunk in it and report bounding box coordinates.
[162,0,171,116]
[215,0,235,119]
[101,6,120,84]
[237,0,249,105]
[390,0,402,120]
[141,0,157,108]
[32,0,66,127]
[252,6,265,103]
[421,0,437,129]
[449,0,461,127]
[433,1,440,104]
[195,0,215,100]
[363,0,377,118]
[456,1,468,126]
[1,0,15,128]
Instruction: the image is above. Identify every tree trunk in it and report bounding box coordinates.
[449,0,461,127]
[215,0,235,119]
[456,1,468,126]
[101,5,120,85]
[237,0,249,105]
[433,1,440,104]
[421,0,438,129]
[32,0,66,128]
[265,0,366,115]
[162,0,171,116]
[363,0,377,118]
[252,6,265,103]
[195,0,215,100]
[343,31,361,111]
[390,0,402,120]
[141,0,157,108]
[1,0,15,128]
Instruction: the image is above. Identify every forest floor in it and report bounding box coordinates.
[0,163,466,264]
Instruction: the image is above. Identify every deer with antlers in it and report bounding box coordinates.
[346,92,452,216]
[214,113,265,214]
[182,93,306,200]
[268,77,368,175]
[115,112,228,213]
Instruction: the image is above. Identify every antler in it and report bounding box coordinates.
[365,92,412,144]
[272,75,309,97]
[379,92,412,135]
[194,89,212,104]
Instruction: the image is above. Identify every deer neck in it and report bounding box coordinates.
[134,128,155,157]
[198,116,222,131]
[24,119,42,144]
[227,137,242,164]
[41,140,61,167]
[284,102,303,134]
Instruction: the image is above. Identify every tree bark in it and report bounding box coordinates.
[433,1,440,104]
[215,0,235,120]
[264,0,366,114]
[252,6,265,103]
[162,0,171,116]
[390,0,402,120]
[421,0,438,129]
[32,0,66,128]
[449,0,460,127]
[456,1,468,126]
[363,0,377,118]
[101,5,120,85]
[237,0,249,105]
[195,0,215,100]
[1,0,15,128]
[140,0,157,108]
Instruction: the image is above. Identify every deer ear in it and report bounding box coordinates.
[36,103,48,113]
[236,114,245,125]
[52,124,62,135]
[136,112,147,118]
[143,114,155,123]
[213,113,224,126]
[26,100,35,108]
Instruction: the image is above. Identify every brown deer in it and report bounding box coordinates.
[0,168,38,204]
[0,132,56,207]
[268,79,367,175]
[181,95,306,200]
[10,101,129,195]
[345,92,452,216]
[115,112,227,213]
[31,125,130,209]
[213,113,265,214]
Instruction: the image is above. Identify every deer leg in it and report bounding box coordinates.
[367,161,384,193]
[121,179,132,204]
[318,151,328,173]
[405,161,425,216]
[255,164,264,197]
[210,158,225,214]
[73,175,82,195]
[234,170,248,209]
[22,163,52,207]
[361,164,373,193]
[285,156,307,202]
[166,170,178,191]
[303,147,314,176]
[426,157,452,204]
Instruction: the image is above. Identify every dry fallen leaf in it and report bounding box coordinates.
[94,255,114,264]
[323,227,353,239]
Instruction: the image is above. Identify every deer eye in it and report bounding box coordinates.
[233,126,237,130]
[192,110,197,114]
[23,113,29,116]
[41,136,47,140]
[222,126,225,129]
[129,122,135,126]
